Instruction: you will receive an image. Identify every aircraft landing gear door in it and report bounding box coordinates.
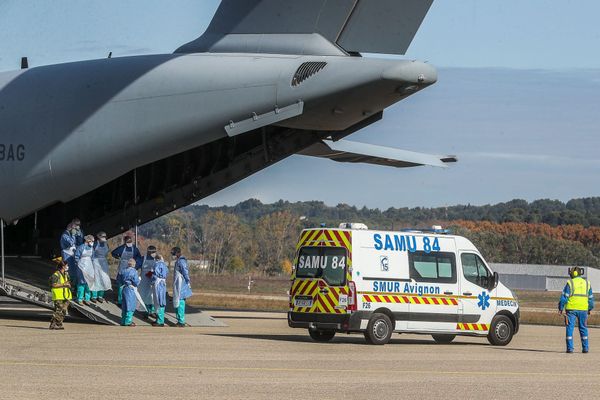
[458,253,497,330]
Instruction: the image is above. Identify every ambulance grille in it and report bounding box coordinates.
[291,62,327,87]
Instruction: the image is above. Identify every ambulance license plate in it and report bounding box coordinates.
[294,296,313,308]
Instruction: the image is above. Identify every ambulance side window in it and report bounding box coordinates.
[409,252,457,284]
[461,253,491,288]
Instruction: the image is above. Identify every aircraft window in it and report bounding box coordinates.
[409,252,457,284]
[461,253,491,288]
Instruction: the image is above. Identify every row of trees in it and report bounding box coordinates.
[190,197,600,227]
[139,209,301,276]
[136,197,600,275]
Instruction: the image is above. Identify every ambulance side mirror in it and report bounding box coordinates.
[489,272,499,291]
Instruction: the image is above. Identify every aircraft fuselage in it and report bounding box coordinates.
[0,53,436,223]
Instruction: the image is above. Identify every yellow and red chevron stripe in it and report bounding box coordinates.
[291,279,348,314]
[296,229,352,255]
[294,229,354,298]
[362,294,459,306]
[457,323,489,331]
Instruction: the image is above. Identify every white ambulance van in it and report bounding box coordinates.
[288,224,519,346]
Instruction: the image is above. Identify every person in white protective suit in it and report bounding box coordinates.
[74,235,96,305]
[171,247,192,327]
[137,245,158,319]
[90,231,112,303]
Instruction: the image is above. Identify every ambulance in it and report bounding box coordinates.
[287,224,519,346]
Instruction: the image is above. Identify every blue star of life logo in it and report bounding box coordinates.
[477,291,491,310]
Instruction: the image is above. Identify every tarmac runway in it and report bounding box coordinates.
[0,300,598,400]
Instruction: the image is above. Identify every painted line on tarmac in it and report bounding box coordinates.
[0,361,598,378]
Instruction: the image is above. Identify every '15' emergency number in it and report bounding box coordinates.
[0,144,25,161]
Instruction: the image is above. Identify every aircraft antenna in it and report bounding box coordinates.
[20,57,29,69]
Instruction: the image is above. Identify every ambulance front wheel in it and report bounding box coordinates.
[364,313,393,345]
[487,315,514,346]
[308,327,336,342]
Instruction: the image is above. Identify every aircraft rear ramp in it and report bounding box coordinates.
[0,257,225,327]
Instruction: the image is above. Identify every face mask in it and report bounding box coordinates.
[64,266,69,272]
[70,229,77,235]
[88,242,94,247]
[150,253,157,258]
[100,238,107,243]
[126,243,133,248]
[171,255,178,260]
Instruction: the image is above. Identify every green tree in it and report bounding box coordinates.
[255,211,301,275]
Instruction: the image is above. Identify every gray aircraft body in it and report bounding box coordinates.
[0,0,453,255]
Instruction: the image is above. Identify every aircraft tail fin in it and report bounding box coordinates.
[176,0,434,56]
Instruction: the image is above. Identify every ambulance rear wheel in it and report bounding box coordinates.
[308,328,336,342]
[487,315,514,346]
[432,334,456,344]
[364,313,393,345]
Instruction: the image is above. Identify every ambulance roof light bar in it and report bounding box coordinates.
[401,226,451,234]
[339,222,369,230]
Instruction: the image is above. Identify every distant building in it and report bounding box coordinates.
[187,259,210,271]
[491,263,600,292]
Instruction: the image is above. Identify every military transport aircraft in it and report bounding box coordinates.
[0,0,454,258]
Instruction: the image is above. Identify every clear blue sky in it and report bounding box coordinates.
[1,1,599,208]
[2,0,600,70]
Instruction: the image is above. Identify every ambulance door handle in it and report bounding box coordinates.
[463,292,473,296]
[444,291,453,295]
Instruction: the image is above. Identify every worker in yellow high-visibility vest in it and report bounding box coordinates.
[49,259,73,330]
[559,267,594,353]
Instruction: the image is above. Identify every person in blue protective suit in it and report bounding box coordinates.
[74,235,96,305]
[111,236,142,306]
[559,267,594,353]
[70,218,85,247]
[90,232,112,303]
[171,247,192,327]
[137,245,158,319]
[151,255,169,327]
[60,223,78,283]
[121,258,141,327]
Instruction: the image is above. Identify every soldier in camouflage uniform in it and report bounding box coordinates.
[49,259,73,330]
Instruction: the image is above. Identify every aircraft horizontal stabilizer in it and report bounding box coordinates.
[176,0,434,56]
[298,139,457,169]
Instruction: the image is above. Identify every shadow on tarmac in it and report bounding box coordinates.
[203,333,490,346]
[1,325,51,331]
[209,315,285,321]
[491,347,565,354]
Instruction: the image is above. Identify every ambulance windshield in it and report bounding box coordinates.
[296,247,347,286]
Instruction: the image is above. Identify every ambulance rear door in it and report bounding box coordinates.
[291,229,352,315]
